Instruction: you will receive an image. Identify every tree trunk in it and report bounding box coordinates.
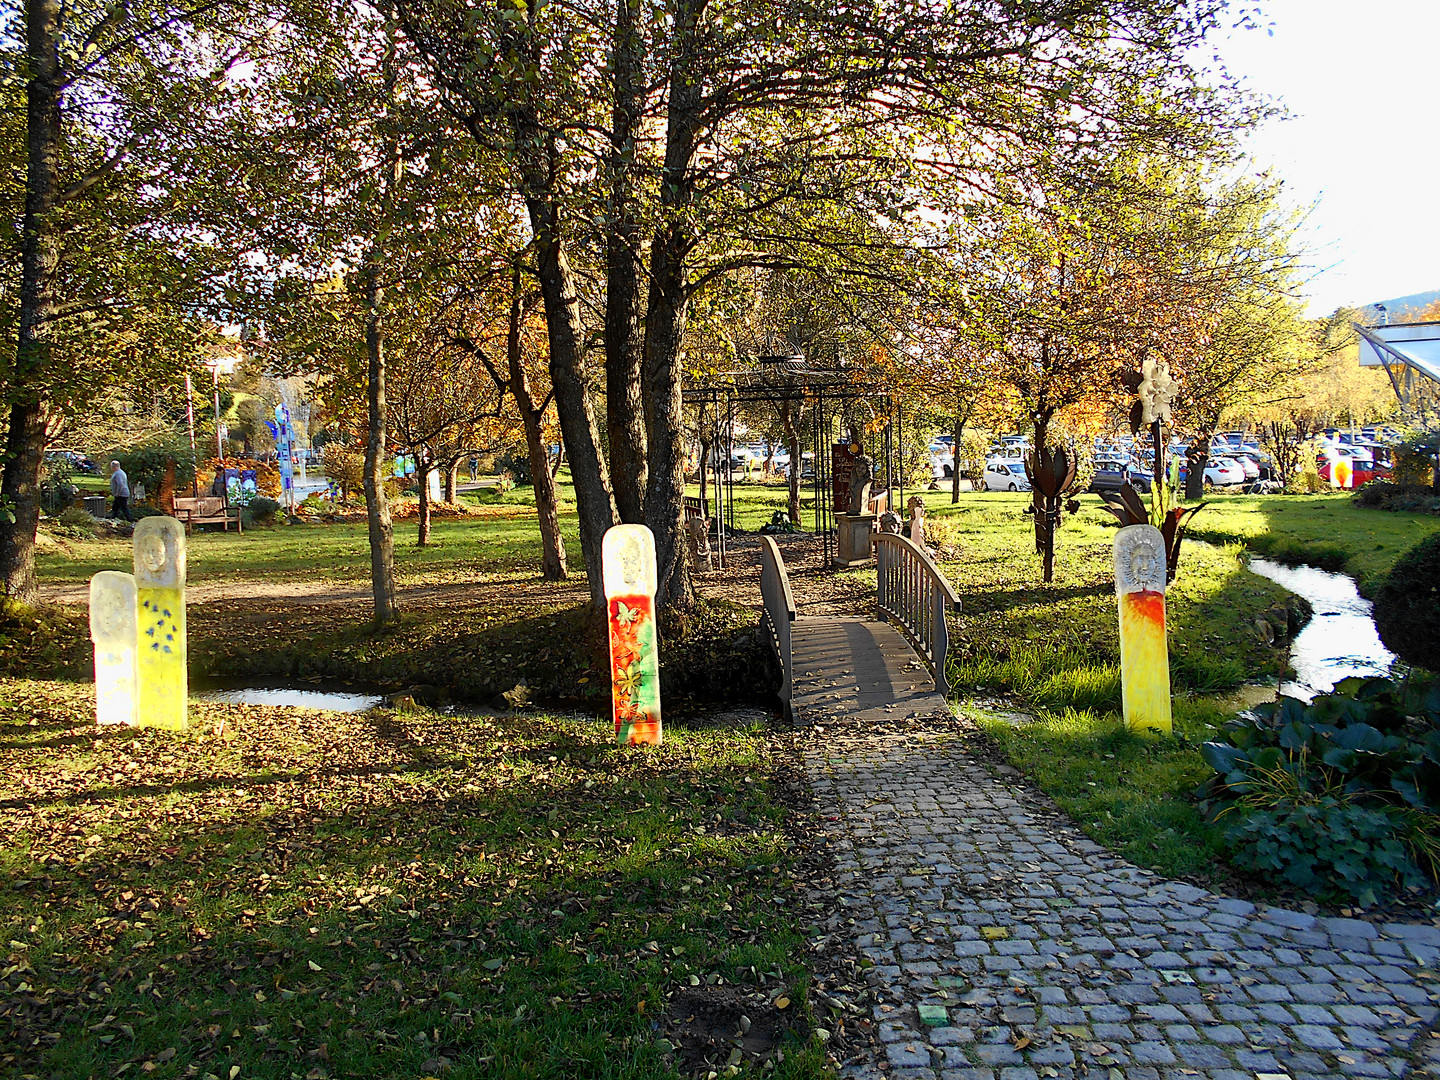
[1031,411,1050,558]
[522,179,615,608]
[360,28,400,626]
[951,400,968,504]
[444,457,458,503]
[508,270,568,580]
[363,264,399,624]
[642,4,702,612]
[1185,432,1209,500]
[0,0,63,603]
[780,398,802,524]
[604,0,648,524]
[642,226,695,611]
[416,450,432,547]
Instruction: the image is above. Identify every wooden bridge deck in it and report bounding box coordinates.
[788,616,951,725]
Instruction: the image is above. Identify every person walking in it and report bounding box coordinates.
[109,460,132,521]
[468,455,478,483]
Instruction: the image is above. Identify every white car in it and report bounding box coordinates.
[1188,456,1245,487]
[981,460,1031,491]
[928,440,955,479]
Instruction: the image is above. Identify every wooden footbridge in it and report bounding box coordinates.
[758,534,962,724]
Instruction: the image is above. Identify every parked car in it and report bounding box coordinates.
[981,460,1031,492]
[928,440,955,479]
[778,452,814,479]
[1089,456,1152,494]
[1178,456,1246,488]
[44,448,98,474]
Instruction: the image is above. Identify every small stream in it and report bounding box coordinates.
[193,685,385,712]
[1245,557,1396,700]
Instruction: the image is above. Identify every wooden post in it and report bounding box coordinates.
[602,524,662,745]
[1114,524,1172,734]
[134,517,187,730]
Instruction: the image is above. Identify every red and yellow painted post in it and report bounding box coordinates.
[1114,524,1172,734]
[602,524,662,746]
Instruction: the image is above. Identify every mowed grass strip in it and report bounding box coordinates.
[921,491,1294,706]
[0,683,825,1080]
[1187,491,1440,591]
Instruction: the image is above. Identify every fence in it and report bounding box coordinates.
[874,532,962,695]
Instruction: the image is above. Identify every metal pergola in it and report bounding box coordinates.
[683,354,906,567]
[1356,320,1440,418]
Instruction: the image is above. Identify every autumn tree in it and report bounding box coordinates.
[0,2,250,600]
[390,0,1255,613]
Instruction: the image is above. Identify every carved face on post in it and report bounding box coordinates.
[133,517,186,587]
[1117,529,1166,595]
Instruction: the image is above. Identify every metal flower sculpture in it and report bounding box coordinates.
[1098,482,1204,584]
[1023,444,1082,583]
[1110,353,1201,582]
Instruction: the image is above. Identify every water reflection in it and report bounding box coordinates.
[1246,557,1396,700]
[193,686,384,712]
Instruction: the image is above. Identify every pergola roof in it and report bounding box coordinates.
[1356,320,1440,408]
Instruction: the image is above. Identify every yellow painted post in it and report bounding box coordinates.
[1114,524,1172,734]
[90,571,138,726]
[134,516,188,730]
[602,524,662,746]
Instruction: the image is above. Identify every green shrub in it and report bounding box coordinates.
[110,433,197,494]
[1221,796,1426,908]
[1352,480,1440,515]
[244,496,282,526]
[1198,675,1440,905]
[1373,532,1440,672]
[496,449,532,485]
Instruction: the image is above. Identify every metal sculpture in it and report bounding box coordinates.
[90,571,138,726]
[1114,524,1172,734]
[602,524,663,746]
[1105,353,1202,581]
[1023,444,1082,583]
[1098,483,1204,584]
[134,516,188,730]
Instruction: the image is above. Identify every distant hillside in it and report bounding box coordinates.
[1362,288,1440,321]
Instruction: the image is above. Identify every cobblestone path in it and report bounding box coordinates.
[805,725,1440,1080]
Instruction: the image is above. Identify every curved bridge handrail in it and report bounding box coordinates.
[758,535,797,718]
[873,531,962,696]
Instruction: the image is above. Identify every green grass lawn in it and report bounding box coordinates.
[39,502,587,590]
[25,479,1440,931]
[0,685,828,1079]
[1187,491,1440,592]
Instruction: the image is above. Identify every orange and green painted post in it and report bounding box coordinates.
[1114,523,1172,734]
[602,524,662,746]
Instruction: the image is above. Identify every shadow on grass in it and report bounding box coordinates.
[0,707,823,1080]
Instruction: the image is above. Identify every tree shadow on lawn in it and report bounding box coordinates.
[1,709,818,1080]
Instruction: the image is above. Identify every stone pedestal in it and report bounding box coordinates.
[834,513,876,568]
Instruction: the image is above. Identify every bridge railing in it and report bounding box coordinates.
[874,532,963,696]
[758,535,797,719]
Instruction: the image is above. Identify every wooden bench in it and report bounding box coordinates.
[682,495,709,524]
[172,495,239,532]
